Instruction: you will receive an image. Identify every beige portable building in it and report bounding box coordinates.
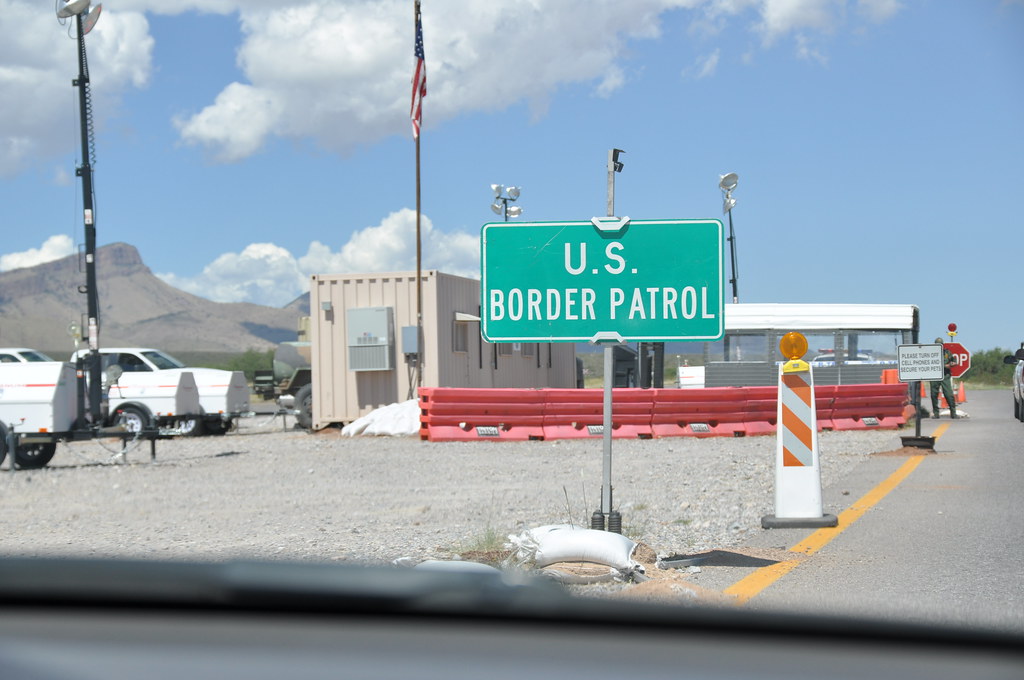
[309,271,577,430]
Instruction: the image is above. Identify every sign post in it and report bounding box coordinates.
[897,343,944,447]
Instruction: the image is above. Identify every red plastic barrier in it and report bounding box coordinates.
[829,384,909,430]
[417,381,911,442]
[814,384,839,431]
[650,387,747,438]
[419,387,545,441]
[742,386,779,437]
[542,388,654,439]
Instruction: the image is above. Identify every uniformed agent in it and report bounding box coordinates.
[930,337,958,419]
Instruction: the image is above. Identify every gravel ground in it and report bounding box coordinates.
[0,414,904,569]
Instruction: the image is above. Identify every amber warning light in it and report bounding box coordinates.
[780,332,808,361]
[779,332,809,374]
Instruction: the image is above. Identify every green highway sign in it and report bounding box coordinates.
[481,218,724,343]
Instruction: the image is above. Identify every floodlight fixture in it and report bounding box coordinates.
[718,171,740,304]
[611,148,625,173]
[56,0,90,18]
[82,3,102,34]
[489,184,523,221]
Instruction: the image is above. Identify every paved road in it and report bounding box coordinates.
[688,388,1024,634]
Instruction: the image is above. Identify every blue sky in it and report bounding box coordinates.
[2,0,1022,352]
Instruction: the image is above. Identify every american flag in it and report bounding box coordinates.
[411,2,426,139]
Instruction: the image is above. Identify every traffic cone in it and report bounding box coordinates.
[956,381,966,404]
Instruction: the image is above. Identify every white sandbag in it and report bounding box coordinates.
[507,526,642,573]
[342,400,420,437]
[540,563,622,585]
[413,559,502,574]
[505,524,576,564]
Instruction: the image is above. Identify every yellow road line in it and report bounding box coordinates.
[724,424,949,604]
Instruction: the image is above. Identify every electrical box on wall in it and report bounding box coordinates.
[401,326,419,355]
[347,307,395,371]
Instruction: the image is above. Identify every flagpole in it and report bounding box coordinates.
[414,0,423,391]
[415,126,423,390]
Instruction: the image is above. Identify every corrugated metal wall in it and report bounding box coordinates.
[310,271,576,429]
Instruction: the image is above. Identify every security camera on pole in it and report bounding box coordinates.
[762,332,838,529]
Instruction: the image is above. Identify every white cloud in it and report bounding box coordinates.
[0,234,75,272]
[1,0,906,175]
[157,208,480,307]
[857,0,902,23]
[173,0,682,161]
[175,83,285,163]
[158,242,309,307]
[0,1,153,177]
[685,49,721,78]
[756,0,842,45]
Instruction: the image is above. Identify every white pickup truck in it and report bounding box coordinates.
[0,348,56,363]
[71,348,250,436]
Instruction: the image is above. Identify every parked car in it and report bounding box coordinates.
[71,347,250,435]
[809,351,876,364]
[0,348,55,363]
[1003,346,1024,421]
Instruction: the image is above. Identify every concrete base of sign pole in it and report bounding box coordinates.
[760,513,838,529]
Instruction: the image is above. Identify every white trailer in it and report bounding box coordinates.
[0,362,80,468]
[106,370,201,434]
[0,361,203,468]
[71,348,250,435]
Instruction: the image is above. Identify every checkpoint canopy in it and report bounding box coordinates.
[481,218,725,343]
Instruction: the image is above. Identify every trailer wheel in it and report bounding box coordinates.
[178,416,206,437]
[295,384,313,430]
[203,418,230,436]
[14,443,57,470]
[113,404,151,433]
[0,423,7,465]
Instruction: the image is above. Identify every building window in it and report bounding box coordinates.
[522,343,535,358]
[498,343,514,356]
[452,318,469,353]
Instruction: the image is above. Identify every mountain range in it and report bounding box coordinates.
[0,243,306,357]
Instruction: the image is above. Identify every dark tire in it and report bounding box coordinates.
[294,383,313,430]
[0,423,7,466]
[15,442,57,470]
[178,416,206,437]
[112,404,151,434]
[203,418,230,436]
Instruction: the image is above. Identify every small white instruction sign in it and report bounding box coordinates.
[897,344,944,382]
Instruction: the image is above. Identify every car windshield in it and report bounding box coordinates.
[18,350,53,362]
[2,0,1022,664]
[141,350,186,370]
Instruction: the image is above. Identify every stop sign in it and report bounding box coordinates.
[945,342,970,378]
